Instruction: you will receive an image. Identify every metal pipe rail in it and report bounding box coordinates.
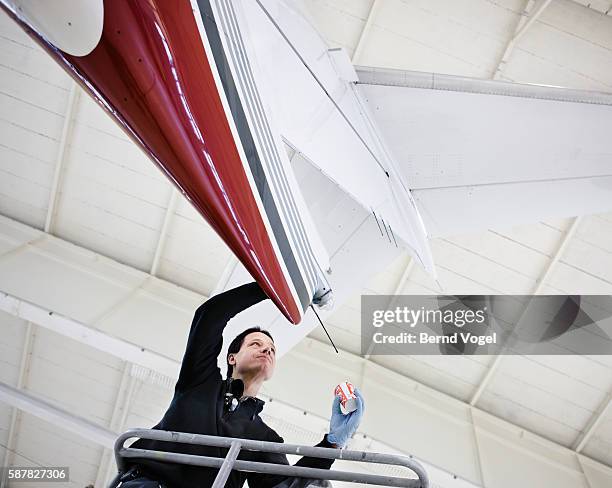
[110,428,429,488]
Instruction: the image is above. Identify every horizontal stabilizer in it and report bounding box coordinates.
[356,67,612,237]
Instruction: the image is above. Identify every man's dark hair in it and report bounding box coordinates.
[226,327,274,378]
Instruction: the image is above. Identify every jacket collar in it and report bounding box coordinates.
[223,378,265,417]
[239,395,265,415]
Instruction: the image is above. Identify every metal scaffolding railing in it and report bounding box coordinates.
[110,429,429,488]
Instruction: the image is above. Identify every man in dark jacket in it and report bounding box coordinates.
[116,282,364,487]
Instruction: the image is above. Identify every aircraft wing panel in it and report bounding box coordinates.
[356,67,612,237]
[413,177,612,238]
[230,0,436,275]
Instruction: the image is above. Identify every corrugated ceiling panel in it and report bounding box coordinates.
[156,198,232,296]
[0,311,26,386]
[489,222,567,257]
[12,413,101,487]
[504,0,612,89]
[431,239,537,294]
[382,351,490,400]
[303,0,372,58]
[343,0,523,76]
[124,380,173,431]
[0,243,144,325]
[25,327,124,426]
[52,96,172,271]
[0,311,28,470]
[582,408,612,468]
[96,280,198,364]
[476,426,588,488]
[439,232,551,282]
[548,261,612,295]
[0,15,70,229]
[478,357,602,447]
[579,458,612,488]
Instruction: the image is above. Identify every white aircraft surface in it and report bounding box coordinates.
[0,0,611,358]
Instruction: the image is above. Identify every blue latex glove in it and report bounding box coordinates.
[327,388,364,448]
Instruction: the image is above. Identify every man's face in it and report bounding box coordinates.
[229,332,276,381]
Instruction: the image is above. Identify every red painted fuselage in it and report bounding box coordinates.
[2,0,303,322]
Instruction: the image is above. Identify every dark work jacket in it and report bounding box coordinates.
[129,282,335,488]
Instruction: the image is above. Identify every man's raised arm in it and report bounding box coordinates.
[175,282,268,391]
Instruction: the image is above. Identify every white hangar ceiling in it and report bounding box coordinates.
[1,1,612,487]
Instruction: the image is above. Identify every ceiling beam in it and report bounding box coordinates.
[351,0,381,64]
[492,0,554,79]
[469,216,583,406]
[90,276,151,326]
[0,381,116,449]
[0,235,47,264]
[150,189,179,276]
[469,354,501,407]
[44,82,81,234]
[0,214,206,305]
[0,292,181,379]
[363,255,413,360]
[0,322,35,488]
[211,256,238,296]
[574,391,612,453]
[534,216,583,291]
[576,453,596,488]
[94,361,138,487]
[469,408,487,487]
